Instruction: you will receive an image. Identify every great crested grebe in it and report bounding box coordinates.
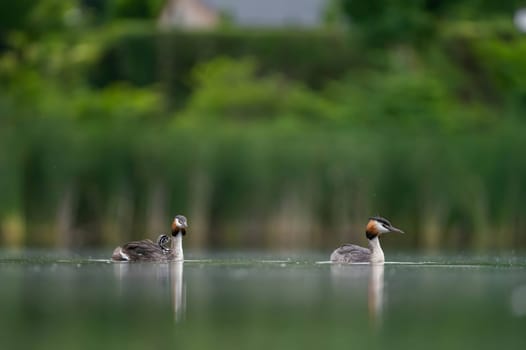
[111,215,188,262]
[330,216,403,264]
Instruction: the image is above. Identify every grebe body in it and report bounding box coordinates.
[112,215,188,262]
[330,217,403,264]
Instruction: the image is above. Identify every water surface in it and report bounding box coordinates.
[0,251,525,350]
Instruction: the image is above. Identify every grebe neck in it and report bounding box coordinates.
[171,231,184,261]
[368,236,385,263]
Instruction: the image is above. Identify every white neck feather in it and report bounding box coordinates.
[368,236,385,263]
[171,233,184,261]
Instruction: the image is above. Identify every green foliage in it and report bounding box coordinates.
[473,38,526,109]
[339,0,523,45]
[89,29,358,97]
[178,57,339,125]
[27,0,83,33]
[329,66,491,131]
[0,0,34,35]
[341,0,435,44]
[104,0,165,20]
[73,84,163,121]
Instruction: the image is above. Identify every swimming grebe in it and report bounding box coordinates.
[111,215,188,262]
[330,216,403,264]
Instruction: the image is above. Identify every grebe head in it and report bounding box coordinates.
[171,215,188,236]
[366,216,404,240]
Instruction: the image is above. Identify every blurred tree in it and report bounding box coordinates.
[179,58,339,125]
[25,0,83,34]
[340,0,524,45]
[80,0,165,21]
[340,0,437,44]
[0,1,34,34]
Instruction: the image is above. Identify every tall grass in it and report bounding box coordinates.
[1,108,525,251]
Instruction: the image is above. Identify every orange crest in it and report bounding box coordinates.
[366,220,379,235]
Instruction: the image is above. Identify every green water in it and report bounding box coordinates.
[0,251,525,350]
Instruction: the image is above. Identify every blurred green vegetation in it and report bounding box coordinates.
[1,0,526,251]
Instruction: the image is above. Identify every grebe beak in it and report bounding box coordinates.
[388,226,404,234]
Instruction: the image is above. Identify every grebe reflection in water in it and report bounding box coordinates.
[330,263,385,327]
[113,261,186,322]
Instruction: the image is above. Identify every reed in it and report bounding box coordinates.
[1,112,525,251]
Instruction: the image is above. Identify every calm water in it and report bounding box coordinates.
[0,251,525,350]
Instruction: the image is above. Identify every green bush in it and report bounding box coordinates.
[177,57,339,125]
[89,29,359,98]
[473,38,526,110]
[339,0,522,45]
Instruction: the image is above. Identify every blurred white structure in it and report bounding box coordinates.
[159,0,219,30]
[514,8,526,33]
[158,0,326,30]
